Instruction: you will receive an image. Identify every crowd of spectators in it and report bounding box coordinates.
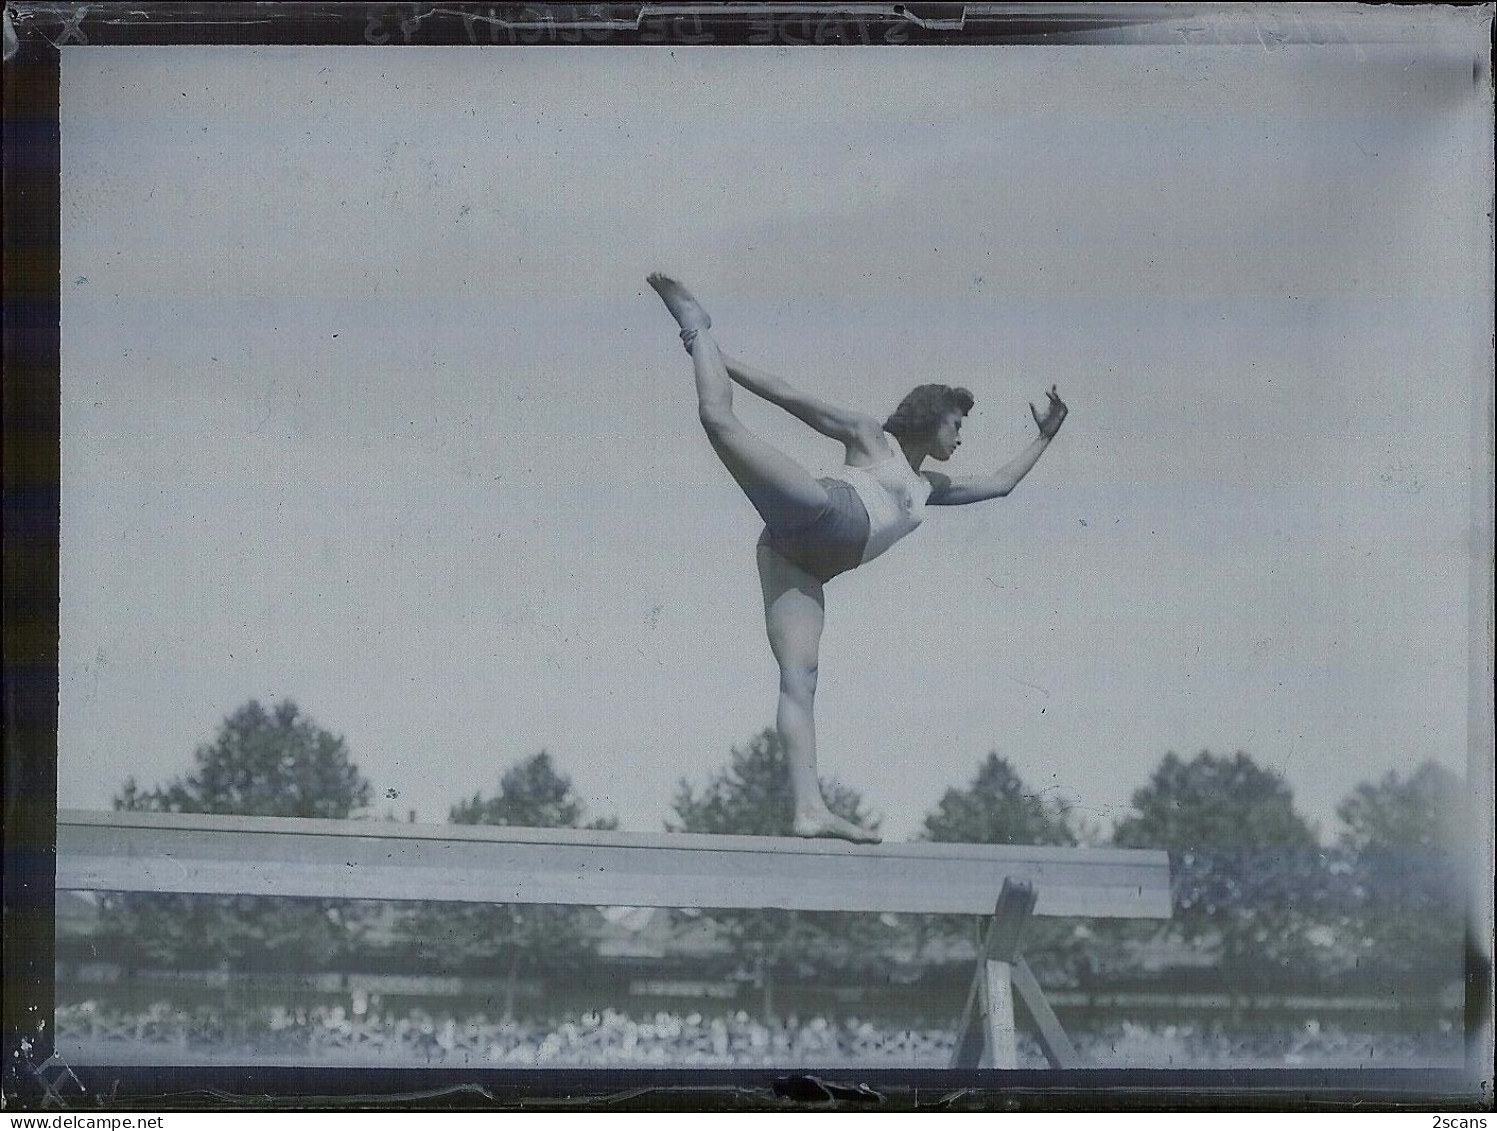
[54,1000,1462,1069]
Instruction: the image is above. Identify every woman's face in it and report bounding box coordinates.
[930,410,966,460]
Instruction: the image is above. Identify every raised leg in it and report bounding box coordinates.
[758,546,881,845]
[648,273,829,532]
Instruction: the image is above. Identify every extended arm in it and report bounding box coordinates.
[927,386,1068,505]
[682,331,882,448]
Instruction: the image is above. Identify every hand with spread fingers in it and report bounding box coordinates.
[1031,385,1068,440]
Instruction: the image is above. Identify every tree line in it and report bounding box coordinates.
[94,698,1469,1017]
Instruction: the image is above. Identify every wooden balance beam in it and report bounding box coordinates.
[55,809,1172,1068]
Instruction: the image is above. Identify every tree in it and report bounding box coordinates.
[1337,761,1466,854]
[1333,762,1467,983]
[915,753,1084,974]
[1111,750,1323,983]
[100,700,374,970]
[669,728,890,1020]
[116,699,371,819]
[397,751,618,1019]
[1113,750,1317,853]
[921,752,1078,847]
[449,749,610,830]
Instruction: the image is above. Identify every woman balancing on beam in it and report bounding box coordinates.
[648,274,1067,844]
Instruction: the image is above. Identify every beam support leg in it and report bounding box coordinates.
[980,958,1019,1068]
[950,878,1035,1068]
[949,878,1084,1069]
[1012,954,1081,1068]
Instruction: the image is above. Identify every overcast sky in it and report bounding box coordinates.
[58,23,1491,843]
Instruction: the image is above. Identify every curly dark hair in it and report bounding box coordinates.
[883,384,975,441]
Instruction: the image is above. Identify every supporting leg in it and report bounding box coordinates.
[758,547,880,845]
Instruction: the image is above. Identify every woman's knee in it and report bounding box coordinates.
[778,662,819,702]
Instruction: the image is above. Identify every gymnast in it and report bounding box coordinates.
[648,274,1067,843]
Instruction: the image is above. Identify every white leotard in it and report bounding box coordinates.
[825,433,933,565]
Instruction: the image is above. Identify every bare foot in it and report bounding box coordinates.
[792,809,882,845]
[647,272,712,333]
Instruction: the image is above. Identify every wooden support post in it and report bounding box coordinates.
[950,957,988,1069]
[980,957,1019,1068]
[950,878,1035,1069]
[949,879,1084,1069]
[1012,954,1081,1069]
